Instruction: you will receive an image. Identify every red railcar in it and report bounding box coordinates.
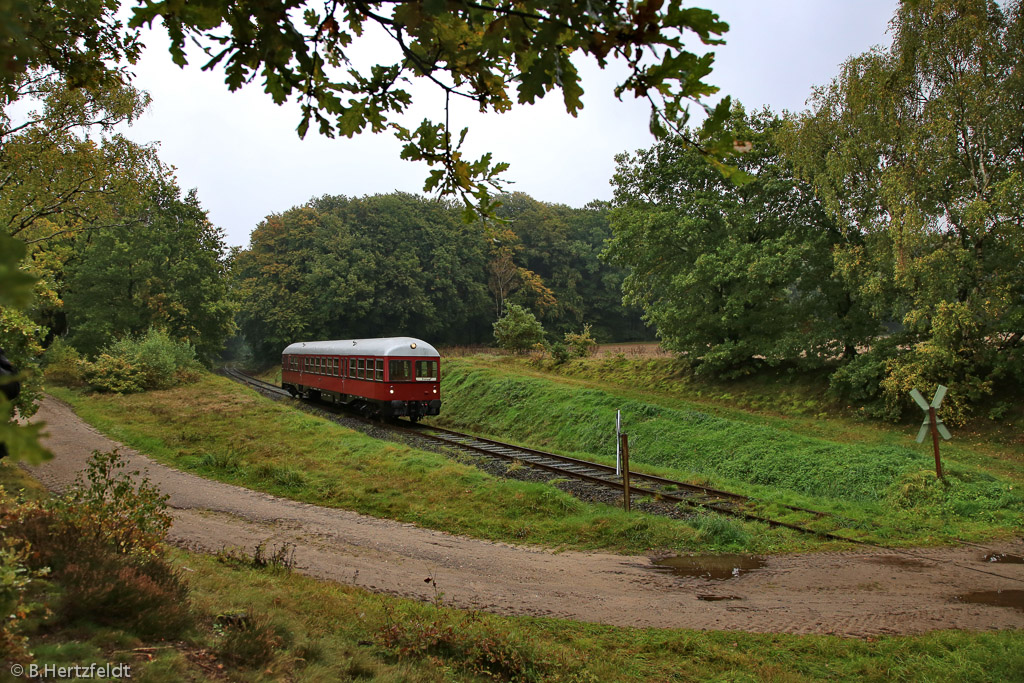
[281,337,440,421]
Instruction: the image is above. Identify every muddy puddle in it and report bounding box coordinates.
[982,553,1024,564]
[652,554,766,581]
[954,589,1024,611]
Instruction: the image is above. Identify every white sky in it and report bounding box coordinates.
[123,1,898,248]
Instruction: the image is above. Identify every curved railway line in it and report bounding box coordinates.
[222,367,1024,585]
[223,368,868,542]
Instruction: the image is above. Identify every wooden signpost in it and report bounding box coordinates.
[909,385,951,479]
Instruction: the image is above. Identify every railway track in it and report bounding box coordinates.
[224,366,1024,584]
[222,367,873,542]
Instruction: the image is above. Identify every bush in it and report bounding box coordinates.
[828,343,896,419]
[492,303,545,353]
[880,341,993,426]
[563,324,597,359]
[42,338,85,387]
[547,342,570,365]
[84,353,147,394]
[0,540,41,664]
[84,328,201,393]
[3,451,192,638]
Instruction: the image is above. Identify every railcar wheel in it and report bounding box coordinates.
[409,415,419,424]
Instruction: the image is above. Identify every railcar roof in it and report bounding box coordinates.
[282,337,439,358]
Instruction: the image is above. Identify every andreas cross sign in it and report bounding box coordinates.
[909,385,951,479]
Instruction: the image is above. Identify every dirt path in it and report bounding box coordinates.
[24,397,1024,637]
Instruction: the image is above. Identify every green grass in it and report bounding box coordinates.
[0,458,50,501]
[175,548,1024,682]
[49,375,813,555]
[16,533,1024,682]
[429,358,1024,545]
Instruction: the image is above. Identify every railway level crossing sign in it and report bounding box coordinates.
[909,385,951,479]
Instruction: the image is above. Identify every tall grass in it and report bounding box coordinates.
[435,360,1024,540]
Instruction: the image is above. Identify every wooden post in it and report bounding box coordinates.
[929,406,944,479]
[620,432,631,512]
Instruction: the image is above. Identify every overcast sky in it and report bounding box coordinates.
[122,1,899,248]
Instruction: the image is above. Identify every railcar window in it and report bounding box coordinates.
[389,360,412,381]
[357,359,365,379]
[348,359,355,378]
[304,357,309,372]
[375,359,384,381]
[415,360,438,381]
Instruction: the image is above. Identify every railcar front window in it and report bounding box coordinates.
[389,360,412,381]
[415,360,438,381]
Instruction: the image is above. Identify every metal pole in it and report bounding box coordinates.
[929,406,944,479]
[620,432,631,513]
[615,410,621,477]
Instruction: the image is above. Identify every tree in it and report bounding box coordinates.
[492,302,544,352]
[606,106,871,375]
[0,0,142,104]
[128,0,741,216]
[63,178,234,362]
[781,0,1024,422]
[2,72,156,242]
[233,192,493,361]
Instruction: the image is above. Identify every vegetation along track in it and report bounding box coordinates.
[222,368,869,543]
[220,367,1024,586]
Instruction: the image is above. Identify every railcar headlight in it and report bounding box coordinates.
[433,389,437,394]
[389,389,394,394]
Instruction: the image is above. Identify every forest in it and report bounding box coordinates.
[2,0,1023,450]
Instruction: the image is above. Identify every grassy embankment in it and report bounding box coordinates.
[57,350,1024,548]
[429,356,1024,546]
[49,374,809,554]
[3,459,1023,682]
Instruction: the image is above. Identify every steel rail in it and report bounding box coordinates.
[221,367,865,540]
[222,367,1024,571]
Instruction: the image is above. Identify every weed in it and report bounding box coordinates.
[217,541,296,572]
[216,609,287,666]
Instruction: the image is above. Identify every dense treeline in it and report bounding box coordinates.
[607,0,1024,423]
[232,192,649,362]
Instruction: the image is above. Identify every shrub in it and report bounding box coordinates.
[42,338,85,387]
[563,324,597,359]
[880,341,993,426]
[0,540,42,664]
[84,328,201,393]
[547,341,570,365]
[828,344,896,419]
[492,303,545,353]
[3,451,192,638]
[84,353,147,394]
